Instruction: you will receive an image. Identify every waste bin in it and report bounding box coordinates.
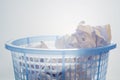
[5,35,116,80]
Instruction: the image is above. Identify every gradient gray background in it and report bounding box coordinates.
[0,0,120,80]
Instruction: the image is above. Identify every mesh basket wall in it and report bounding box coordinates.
[11,51,109,80]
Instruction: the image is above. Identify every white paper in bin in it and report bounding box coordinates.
[5,36,116,80]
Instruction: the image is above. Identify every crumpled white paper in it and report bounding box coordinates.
[55,21,111,48]
[29,41,48,48]
[94,24,111,47]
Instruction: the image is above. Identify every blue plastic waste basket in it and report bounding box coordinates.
[5,35,116,80]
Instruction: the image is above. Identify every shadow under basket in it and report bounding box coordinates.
[5,35,116,80]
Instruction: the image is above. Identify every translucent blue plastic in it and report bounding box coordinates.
[5,35,116,80]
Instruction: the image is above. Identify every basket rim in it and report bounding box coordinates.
[5,35,116,55]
